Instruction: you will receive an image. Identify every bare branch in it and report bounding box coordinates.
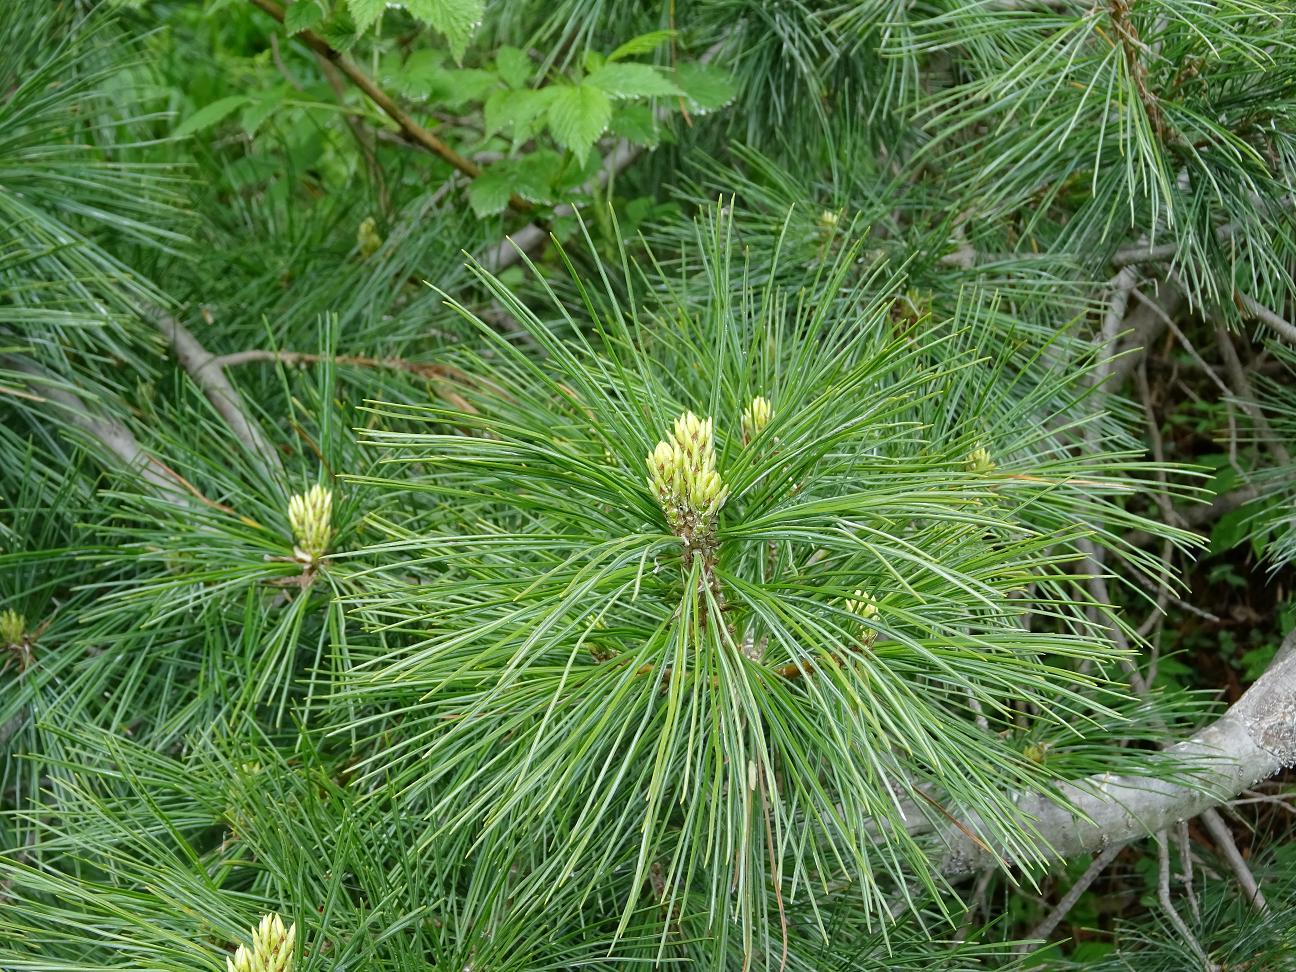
[1108,278,1184,385]
[1237,290,1296,344]
[1200,807,1268,913]
[1215,325,1292,466]
[1021,841,1127,952]
[145,305,283,478]
[1,356,190,502]
[1156,832,1215,970]
[934,644,1296,877]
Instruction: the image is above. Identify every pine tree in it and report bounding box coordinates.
[3,1,1296,969]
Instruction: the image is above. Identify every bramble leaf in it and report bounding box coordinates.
[585,63,682,99]
[673,62,736,113]
[403,0,484,61]
[546,83,611,163]
[285,0,325,34]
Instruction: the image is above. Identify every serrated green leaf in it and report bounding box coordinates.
[672,62,736,114]
[346,0,385,31]
[389,49,446,98]
[175,95,250,137]
[495,46,532,89]
[585,63,682,100]
[404,0,484,61]
[608,103,660,147]
[485,87,553,139]
[316,10,361,51]
[510,150,562,202]
[546,84,611,164]
[467,166,514,217]
[443,69,497,107]
[285,0,325,33]
[608,30,675,62]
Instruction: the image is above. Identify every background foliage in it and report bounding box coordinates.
[3,0,1296,969]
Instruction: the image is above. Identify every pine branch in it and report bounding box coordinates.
[1109,0,1168,143]
[145,304,283,479]
[934,642,1296,877]
[1237,290,1296,345]
[0,355,195,504]
[245,0,531,215]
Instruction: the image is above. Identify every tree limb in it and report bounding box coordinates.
[1108,277,1184,386]
[1,356,191,503]
[144,305,283,479]
[934,645,1296,877]
[1215,325,1292,466]
[1236,290,1296,344]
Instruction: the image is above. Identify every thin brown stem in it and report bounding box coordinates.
[1109,0,1168,142]
[246,0,531,214]
[213,349,480,414]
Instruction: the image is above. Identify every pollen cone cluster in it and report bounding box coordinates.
[845,589,879,647]
[741,396,772,444]
[0,609,24,648]
[227,913,295,972]
[288,485,333,563]
[647,411,728,544]
[966,445,996,474]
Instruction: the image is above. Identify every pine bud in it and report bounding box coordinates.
[645,411,728,537]
[844,589,878,647]
[966,446,996,474]
[227,913,295,972]
[817,209,840,232]
[741,396,772,444]
[357,216,382,259]
[845,589,878,620]
[0,609,23,647]
[288,485,333,563]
